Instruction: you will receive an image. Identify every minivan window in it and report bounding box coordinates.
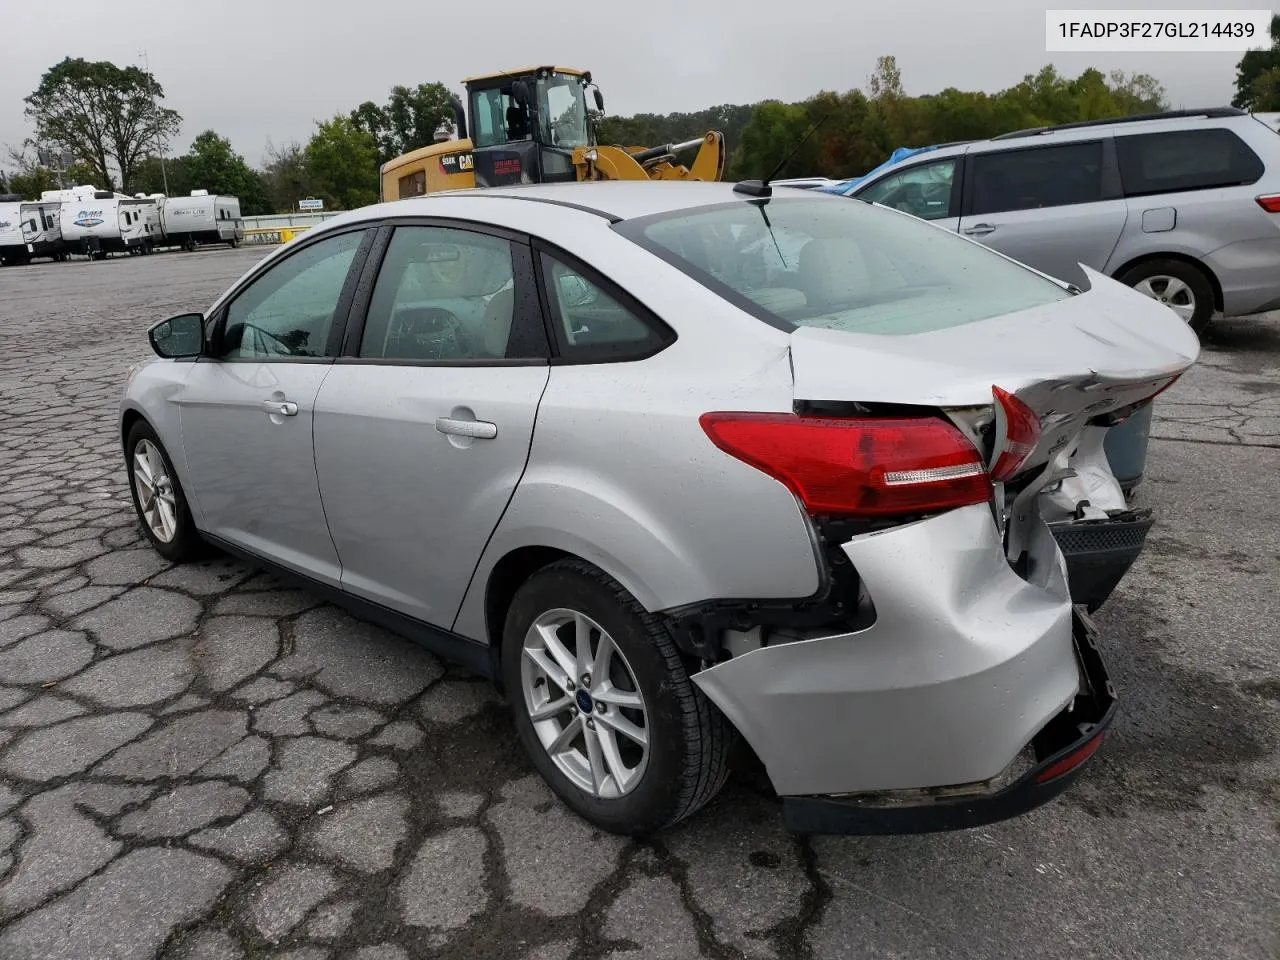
[969,141,1105,215]
[1116,129,1264,196]
[858,159,957,220]
[619,198,1068,336]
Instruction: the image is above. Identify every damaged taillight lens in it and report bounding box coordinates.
[990,385,1041,482]
[699,412,991,517]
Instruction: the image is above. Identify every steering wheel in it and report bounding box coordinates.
[386,306,471,359]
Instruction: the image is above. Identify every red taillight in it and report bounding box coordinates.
[1256,194,1280,213]
[698,413,991,518]
[1034,730,1105,783]
[990,385,1042,482]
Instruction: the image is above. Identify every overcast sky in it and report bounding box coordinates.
[0,0,1257,169]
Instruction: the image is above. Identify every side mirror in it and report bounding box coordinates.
[593,88,605,112]
[149,313,205,359]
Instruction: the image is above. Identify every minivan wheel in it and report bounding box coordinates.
[1118,259,1215,333]
[125,421,204,562]
[502,559,733,835]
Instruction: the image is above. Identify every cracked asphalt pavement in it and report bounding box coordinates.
[0,248,1277,960]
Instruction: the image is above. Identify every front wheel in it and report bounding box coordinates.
[125,421,205,562]
[1118,259,1215,334]
[502,559,733,835]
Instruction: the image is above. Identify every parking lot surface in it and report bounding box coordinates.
[0,248,1277,960]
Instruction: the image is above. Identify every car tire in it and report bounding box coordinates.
[125,420,205,563]
[502,559,733,835]
[1117,259,1215,334]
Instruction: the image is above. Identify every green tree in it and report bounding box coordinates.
[130,155,194,197]
[350,82,455,164]
[1249,65,1280,110]
[1108,70,1168,114]
[262,139,315,213]
[304,116,378,210]
[183,131,271,213]
[23,58,181,192]
[731,101,821,180]
[1233,14,1280,109]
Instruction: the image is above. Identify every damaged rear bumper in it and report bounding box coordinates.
[782,608,1116,835]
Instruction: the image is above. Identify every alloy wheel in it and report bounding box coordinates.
[520,608,650,798]
[132,438,178,543]
[1132,275,1196,323]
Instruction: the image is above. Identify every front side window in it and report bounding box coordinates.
[220,229,364,359]
[968,141,1105,215]
[857,159,957,220]
[538,75,590,148]
[619,197,1068,336]
[471,87,525,147]
[1117,128,1263,196]
[360,226,522,361]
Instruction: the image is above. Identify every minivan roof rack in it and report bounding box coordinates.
[990,107,1247,141]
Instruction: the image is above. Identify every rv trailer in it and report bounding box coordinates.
[60,189,160,259]
[156,190,244,250]
[20,200,68,261]
[0,194,27,265]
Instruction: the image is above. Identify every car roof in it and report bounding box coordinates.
[357,180,835,225]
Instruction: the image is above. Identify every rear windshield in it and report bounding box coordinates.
[616,197,1068,336]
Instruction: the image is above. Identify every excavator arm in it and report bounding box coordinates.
[573,132,725,183]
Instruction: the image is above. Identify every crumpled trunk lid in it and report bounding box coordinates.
[788,267,1199,477]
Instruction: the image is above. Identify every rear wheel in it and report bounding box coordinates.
[125,421,205,562]
[502,559,733,835]
[1117,259,1215,334]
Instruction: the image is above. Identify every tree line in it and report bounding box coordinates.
[4,19,1276,213]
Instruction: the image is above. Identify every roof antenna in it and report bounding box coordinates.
[734,111,832,198]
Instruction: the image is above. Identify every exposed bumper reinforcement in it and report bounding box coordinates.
[1051,512,1153,612]
[782,607,1116,835]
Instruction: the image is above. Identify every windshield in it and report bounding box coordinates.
[618,197,1069,336]
[538,74,590,149]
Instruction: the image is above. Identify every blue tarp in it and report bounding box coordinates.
[818,145,940,196]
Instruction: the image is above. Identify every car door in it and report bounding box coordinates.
[956,139,1128,287]
[312,221,551,626]
[176,226,373,586]
[853,156,963,232]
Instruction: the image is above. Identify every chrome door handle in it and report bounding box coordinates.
[963,223,996,237]
[262,400,298,417]
[435,417,497,440]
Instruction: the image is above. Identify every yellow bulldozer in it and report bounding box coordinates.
[379,66,725,201]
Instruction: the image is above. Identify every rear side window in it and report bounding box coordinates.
[1117,129,1264,196]
[618,197,1068,337]
[969,141,1105,215]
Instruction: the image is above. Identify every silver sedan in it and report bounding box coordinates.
[119,180,1198,836]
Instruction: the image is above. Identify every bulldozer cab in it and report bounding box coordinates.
[463,67,599,187]
[378,64,722,201]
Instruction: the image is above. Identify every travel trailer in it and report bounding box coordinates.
[0,194,27,265]
[20,200,68,261]
[59,188,160,259]
[155,190,243,249]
